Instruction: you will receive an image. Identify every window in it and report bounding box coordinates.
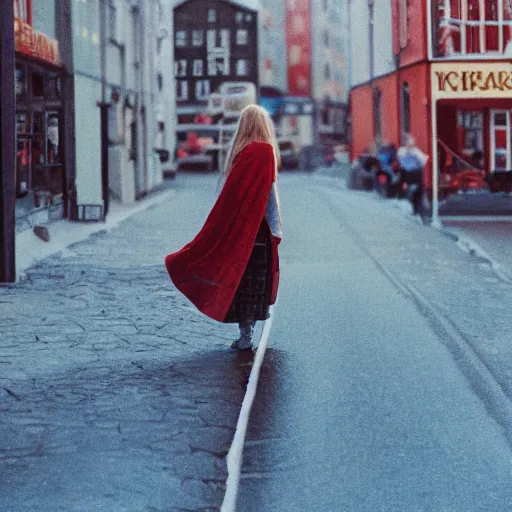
[192,60,204,77]
[192,30,204,47]
[236,29,248,45]
[433,0,512,57]
[175,60,187,77]
[208,58,229,76]
[157,72,163,91]
[207,29,230,50]
[457,110,484,155]
[208,8,217,23]
[401,83,411,137]
[236,11,244,24]
[236,59,248,76]
[373,88,383,141]
[195,80,211,100]
[176,80,188,101]
[32,72,44,98]
[15,65,27,103]
[175,30,187,47]
[14,0,30,22]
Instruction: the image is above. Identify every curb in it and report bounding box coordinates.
[440,226,512,284]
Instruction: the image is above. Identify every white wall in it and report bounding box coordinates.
[349,0,395,88]
[349,0,371,87]
[74,75,102,207]
[72,0,103,214]
[373,0,395,78]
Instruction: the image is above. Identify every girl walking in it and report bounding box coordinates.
[165,105,282,350]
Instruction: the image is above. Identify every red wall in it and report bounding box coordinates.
[350,64,431,186]
[350,86,374,160]
[286,0,312,96]
[392,0,428,68]
[374,74,400,146]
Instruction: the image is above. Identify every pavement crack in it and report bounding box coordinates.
[3,388,22,401]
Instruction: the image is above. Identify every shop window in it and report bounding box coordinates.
[46,113,61,165]
[33,111,44,133]
[44,74,61,100]
[373,88,383,141]
[459,111,484,154]
[32,72,45,99]
[16,113,29,134]
[433,0,512,57]
[15,65,27,104]
[401,83,411,137]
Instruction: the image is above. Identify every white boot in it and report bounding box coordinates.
[231,322,255,350]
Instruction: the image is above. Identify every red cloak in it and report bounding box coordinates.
[165,141,280,322]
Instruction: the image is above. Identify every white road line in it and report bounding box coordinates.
[221,306,274,512]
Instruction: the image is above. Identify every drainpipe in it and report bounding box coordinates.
[0,0,16,282]
[98,0,110,217]
[368,0,375,82]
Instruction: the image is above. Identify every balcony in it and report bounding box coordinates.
[431,0,512,59]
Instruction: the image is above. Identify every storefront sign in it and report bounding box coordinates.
[14,18,60,66]
[432,62,512,99]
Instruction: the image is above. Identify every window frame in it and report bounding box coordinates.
[432,0,512,57]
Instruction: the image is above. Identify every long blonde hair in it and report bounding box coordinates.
[223,104,281,180]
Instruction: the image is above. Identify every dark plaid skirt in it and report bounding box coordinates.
[223,220,272,324]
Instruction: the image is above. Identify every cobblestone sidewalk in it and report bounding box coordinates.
[0,175,251,512]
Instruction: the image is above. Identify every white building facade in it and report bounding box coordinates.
[72,0,172,217]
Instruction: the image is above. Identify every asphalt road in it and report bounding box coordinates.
[238,176,512,511]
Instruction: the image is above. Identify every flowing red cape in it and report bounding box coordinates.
[165,141,279,322]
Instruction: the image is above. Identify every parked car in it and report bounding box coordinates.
[279,140,300,170]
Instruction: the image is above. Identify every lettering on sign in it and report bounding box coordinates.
[14,18,61,66]
[435,70,512,93]
[432,63,512,99]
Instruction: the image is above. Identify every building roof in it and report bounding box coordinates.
[172,0,259,11]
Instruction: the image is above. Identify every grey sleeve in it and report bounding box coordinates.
[265,183,282,239]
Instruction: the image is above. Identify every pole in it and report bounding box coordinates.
[431,98,441,228]
[0,0,16,282]
[99,0,109,217]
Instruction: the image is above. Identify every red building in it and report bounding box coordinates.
[350,0,512,219]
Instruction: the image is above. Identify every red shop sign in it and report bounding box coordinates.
[14,18,61,66]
